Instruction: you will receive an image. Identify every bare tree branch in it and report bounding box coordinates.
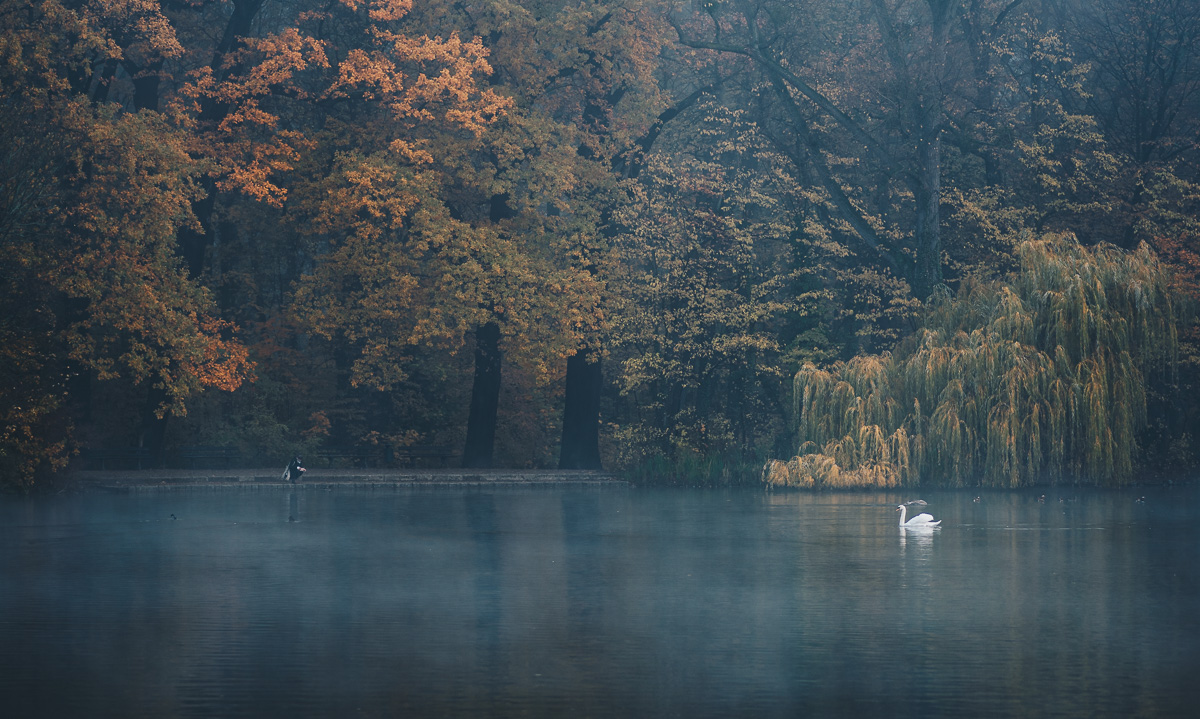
[620,79,726,179]
[763,73,907,275]
[671,12,916,186]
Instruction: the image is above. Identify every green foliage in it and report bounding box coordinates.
[768,234,1180,488]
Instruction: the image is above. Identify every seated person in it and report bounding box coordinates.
[281,455,306,483]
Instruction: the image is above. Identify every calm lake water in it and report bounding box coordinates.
[1,484,1197,718]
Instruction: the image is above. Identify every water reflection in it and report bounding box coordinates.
[286,489,300,522]
[0,486,1197,718]
[898,525,937,554]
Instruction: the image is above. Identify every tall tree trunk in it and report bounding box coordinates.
[177,0,266,278]
[180,184,217,277]
[559,349,603,469]
[131,61,162,112]
[206,0,267,117]
[88,59,119,104]
[137,385,169,468]
[462,322,502,468]
[913,134,942,297]
[553,82,713,471]
[912,0,951,298]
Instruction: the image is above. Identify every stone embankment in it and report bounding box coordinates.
[71,468,627,491]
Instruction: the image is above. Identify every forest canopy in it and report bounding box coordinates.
[2,0,1198,489]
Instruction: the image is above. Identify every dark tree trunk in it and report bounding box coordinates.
[559,350,603,470]
[912,0,950,298]
[131,61,162,112]
[89,59,119,104]
[462,322,502,468]
[204,0,267,122]
[137,385,169,467]
[548,76,709,472]
[912,134,942,298]
[177,0,265,278]
[179,184,217,277]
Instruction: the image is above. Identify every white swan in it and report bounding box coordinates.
[897,504,941,528]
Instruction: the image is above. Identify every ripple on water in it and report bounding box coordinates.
[0,485,1198,718]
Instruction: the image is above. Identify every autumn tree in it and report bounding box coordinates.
[399,0,687,469]
[461,0,679,471]
[7,0,1199,486]
[0,0,252,486]
[3,0,518,474]
[62,0,522,465]
[608,102,816,481]
[216,0,524,466]
[670,0,962,298]
[63,0,647,470]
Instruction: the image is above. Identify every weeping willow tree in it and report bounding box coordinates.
[764,234,1180,488]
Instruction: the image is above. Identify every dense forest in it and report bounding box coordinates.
[2,0,1198,490]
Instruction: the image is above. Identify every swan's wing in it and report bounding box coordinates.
[911,513,936,523]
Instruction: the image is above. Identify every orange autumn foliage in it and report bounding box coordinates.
[1,0,257,485]
[170,1,512,206]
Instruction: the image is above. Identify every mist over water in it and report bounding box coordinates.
[1,485,1197,718]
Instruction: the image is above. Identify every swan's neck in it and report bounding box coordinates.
[898,505,906,526]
